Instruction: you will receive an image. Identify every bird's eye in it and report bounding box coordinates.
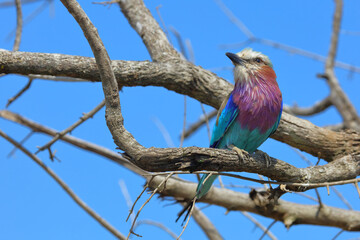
[255,58,262,63]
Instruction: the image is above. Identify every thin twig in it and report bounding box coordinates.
[126,176,154,222]
[13,0,23,51]
[35,99,105,154]
[215,0,360,74]
[168,27,188,148]
[152,117,176,148]
[155,5,172,45]
[185,39,195,64]
[188,204,223,240]
[326,184,330,196]
[0,109,146,176]
[259,220,277,240]
[7,131,34,158]
[169,27,188,59]
[293,146,352,209]
[200,103,211,141]
[177,197,196,240]
[214,0,254,39]
[331,186,353,210]
[0,129,126,240]
[314,189,323,208]
[183,110,217,139]
[126,173,174,240]
[26,74,90,82]
[331,229,344,240]
[147,171,360,189]
[92,0,119,6]
[257,174,268,190]
[241,212,277,240]
[218,176,225,188]
[0,0,42,7]
[295,192,318,203]
[135,220,179,240]
[119,180,135,224]
[354,180,360,198]
[180,96,187,147]
[7,0,51,41]
[291,147,313,166]
[6,79,33,108]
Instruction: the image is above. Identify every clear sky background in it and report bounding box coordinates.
[1,0,360,239]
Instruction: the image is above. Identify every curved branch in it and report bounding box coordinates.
[323,0,360,130]
[60,0,144,158]
[1,51,360,161]
[283,96,332,116]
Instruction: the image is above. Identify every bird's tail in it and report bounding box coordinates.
[176,198,195,226]
[176,174,218,224]
[196,173,218,199]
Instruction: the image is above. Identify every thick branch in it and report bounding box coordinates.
[149,176,360,231]
[1,51,360,161]
[60,0,144,158]
[132,147,360,185]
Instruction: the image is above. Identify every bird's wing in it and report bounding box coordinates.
[210,93,239,148]
[269,101,283,136]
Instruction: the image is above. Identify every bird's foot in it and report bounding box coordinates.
[229,144,248,162]
[255,150,272,167]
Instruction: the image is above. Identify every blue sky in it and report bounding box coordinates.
[1,0,360,239]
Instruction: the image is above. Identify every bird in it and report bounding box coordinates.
[176,48,283,224]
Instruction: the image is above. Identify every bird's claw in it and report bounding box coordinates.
[256,150,272,167]
[229,144,247,162]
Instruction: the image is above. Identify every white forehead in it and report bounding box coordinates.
[236,48,271,65]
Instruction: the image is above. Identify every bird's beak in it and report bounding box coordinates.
[226,52,245,66]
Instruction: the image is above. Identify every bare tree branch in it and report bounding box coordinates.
[134,220,179,240]
[0,129,126,240]
[6,78,33,108]
[240,212,277,240]
[259,220,277,240]
[184,110,217,139]
[2,51,360,161]
[0,110,145,176]
[13,0,23,51]
[149,175,360,231]
[283,96,332,116]
[35,99,105,154]
[188,204,223,240]
[321,0,360,130]
[2,109,360,231]
[215,0,360,74]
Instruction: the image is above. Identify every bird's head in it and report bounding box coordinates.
[226,48,275,84]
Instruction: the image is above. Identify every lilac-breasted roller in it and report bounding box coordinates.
[177,48,283,223]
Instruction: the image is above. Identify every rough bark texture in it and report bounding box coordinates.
[1,50,360,162]
[149,176,360,231]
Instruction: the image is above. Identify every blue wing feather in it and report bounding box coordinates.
[269,101,283,137]
[210,93,238,148]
